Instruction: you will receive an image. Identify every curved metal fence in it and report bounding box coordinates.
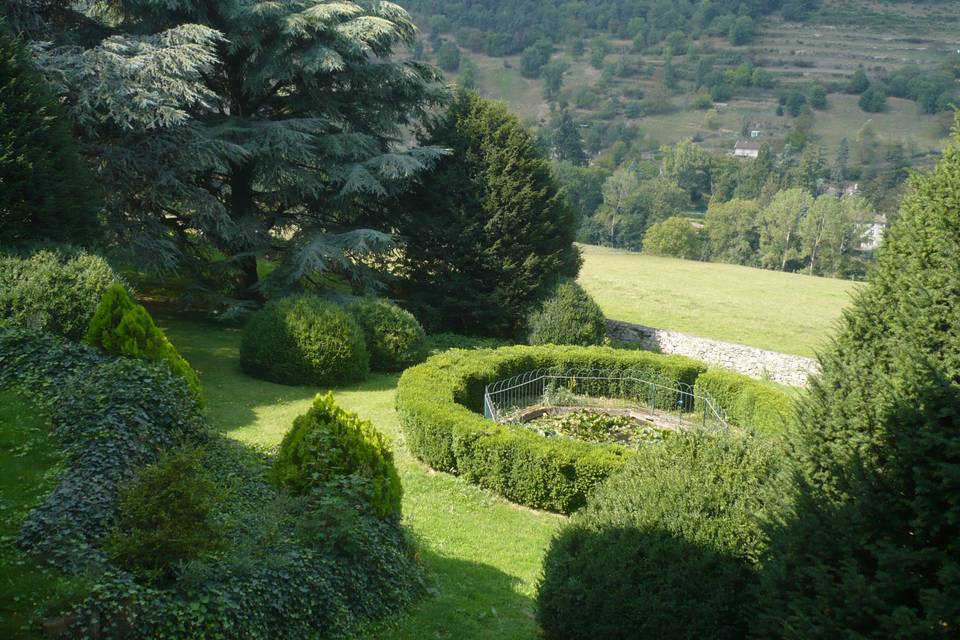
[483,368,728,431]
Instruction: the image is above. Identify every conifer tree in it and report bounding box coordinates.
[13,1,446,303]
[392,91,580,337]
[552,109,587,166]
[0,24,99,245]
[754,118,960,639]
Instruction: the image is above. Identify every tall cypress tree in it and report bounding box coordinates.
[0,24,99,245]
[392,91,581,337]
[753,117,960,638]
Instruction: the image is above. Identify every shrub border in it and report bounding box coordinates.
[396,345,796,514]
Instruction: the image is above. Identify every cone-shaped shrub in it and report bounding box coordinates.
[527,279,606,346]
[271,393,402,519]
[346,297,427,372]
[240,295,369,386]
[753,117,960,638]
[84,284,204,406]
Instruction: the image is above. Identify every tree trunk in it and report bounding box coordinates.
[229,161,264,302]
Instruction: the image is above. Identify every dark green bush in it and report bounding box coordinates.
[396,345,706,513]
[537,432,779,640]
[0,27,100,246]
[107,447,226,582]
[85,284,204,406]
[272,393,402,519]
[693,369,796,436]
[240,295,369,386]
[0,247,122,340]
[527,279,606,346]
[346,297,427,372]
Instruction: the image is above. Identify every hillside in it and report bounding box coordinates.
[408,0,959,161]
[577,244,857,356]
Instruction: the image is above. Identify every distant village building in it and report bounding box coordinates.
[823,182,861,197]
[733,140,763,159]
[859,220,886,251]
[750,130,761,139]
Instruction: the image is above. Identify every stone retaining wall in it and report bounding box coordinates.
[607,320,819,387]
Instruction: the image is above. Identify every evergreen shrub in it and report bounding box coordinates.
[527,279,607,346]
[752,114,960,638]
[240,295,369,386]
[346,297,427,372]
[536,432,779,640]
[0,247,121,340]
[693,369,796,436]
[107,447,226,582]
[396,345,707,513]
[272,393,402,519]
[0,27,100,246]
[84,284,204,406]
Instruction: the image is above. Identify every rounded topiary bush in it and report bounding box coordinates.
[536,432,779,640]
[240,295,369,386]
[0,247,122,340]
[271,393,402,519]
[527,279,606,346]
[346,297,427,372]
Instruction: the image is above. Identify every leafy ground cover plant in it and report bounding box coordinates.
[0,325,422,637]
[522,410,671,447]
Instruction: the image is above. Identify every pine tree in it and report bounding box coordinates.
[0,25,99,245]
[754,117,960,639]
[391,91,580,337]
[552,109,587,166]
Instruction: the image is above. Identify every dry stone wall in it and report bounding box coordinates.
[607,320,819,387]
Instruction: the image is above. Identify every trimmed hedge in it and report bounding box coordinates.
[395,345,708,513]
[536,431,780,640]
[240,295,369,386]
[694,369,797,436]
[346,297,427,372]
[0,247,123,340]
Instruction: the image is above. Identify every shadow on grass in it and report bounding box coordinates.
[361,546,537,640]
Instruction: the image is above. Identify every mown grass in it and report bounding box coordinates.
[160,316,564,640]
[0,389,86,639]
[577,244,858,357]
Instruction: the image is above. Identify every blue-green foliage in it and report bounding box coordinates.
[0,325,421,637]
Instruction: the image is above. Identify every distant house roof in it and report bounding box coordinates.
[734,140,763,151]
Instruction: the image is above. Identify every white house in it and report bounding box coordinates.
[733,140,763,159]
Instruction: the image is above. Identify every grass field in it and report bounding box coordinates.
[0,389,85,640]
[160,317,563,640]
[577,244,858,357]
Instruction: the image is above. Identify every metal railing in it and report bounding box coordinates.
[483,368,728,431]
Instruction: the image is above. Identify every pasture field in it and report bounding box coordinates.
[577,244,858,357]
[160,317,564,640]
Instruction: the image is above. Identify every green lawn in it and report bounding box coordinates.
[578,244,858,357]
[160,316,564,640]
[0,389,86,639]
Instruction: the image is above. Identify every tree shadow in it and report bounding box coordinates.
[537,525,755,640]
[360,546,538,640]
